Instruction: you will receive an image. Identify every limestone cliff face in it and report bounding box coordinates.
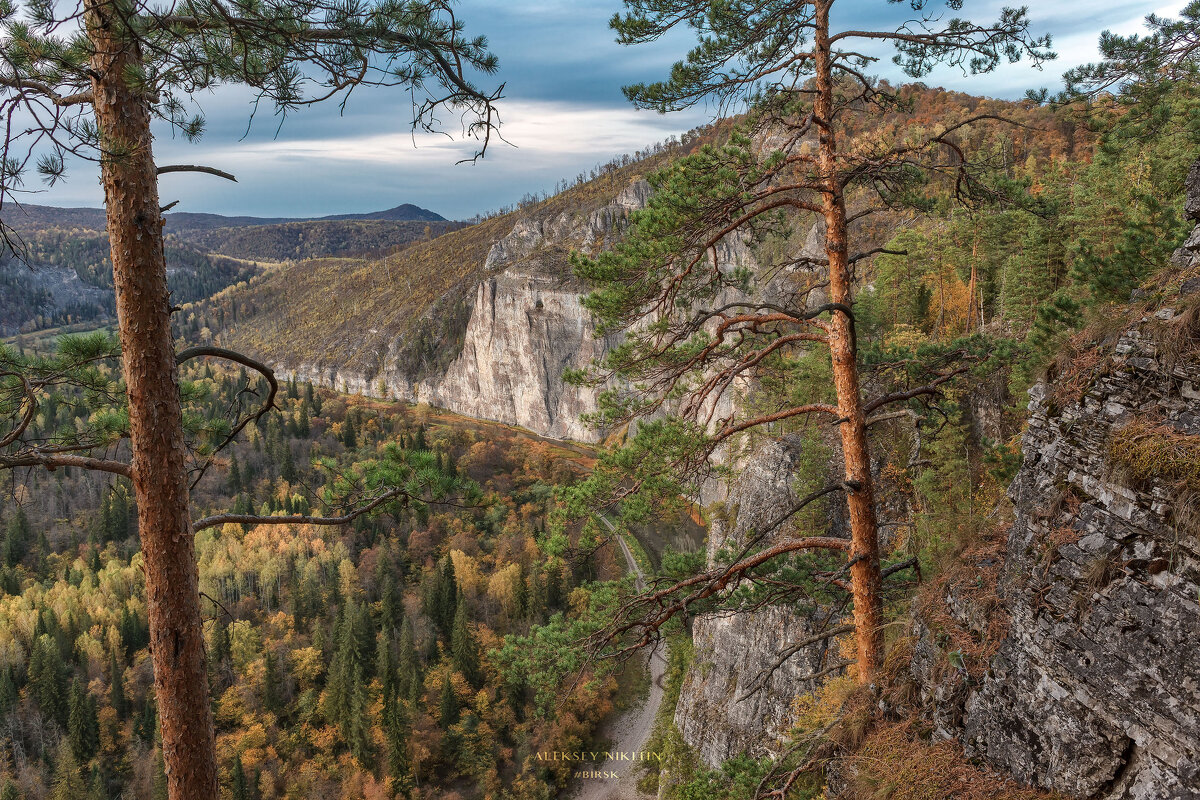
[674,436,849,767]
[272,176,776,443]
[276,182,651,441]
[417,269,620,441]
[909,178,1200,799]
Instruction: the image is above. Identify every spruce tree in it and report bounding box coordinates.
[29,634,67,725]
[152,748,169,800]
[384,696,412,789]
[438,672,459,728]
[109,649,128,719]
[450,599,481,688]
[0,666,15,715]
[261,650,283,715]
[50,740,86,800]
[85,769,105,800]
[435,557,458,635]
[324,602,372,761]
[228,455,243,496]
[230,754,249,800]
[398,617,421,704]
[1,508,29,567]
[135,697,158,745]
[68,679,100,763]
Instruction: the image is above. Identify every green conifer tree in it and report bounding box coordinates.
[29,634,67,724]
[109,649,128,719]
[450,599,481,687]
[135,697,158,744]
[230,754,249,800]
[324,602,372,761]
[398,617,421,704]
[228,455,243,496]
[0,666,15,714]
[68,679,100,763]
[262,650,283,715]
[51,740,86,800]
[2,508,29,567]
[438,672,458,728]
[152,748,168,800]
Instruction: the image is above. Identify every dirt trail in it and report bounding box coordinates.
[573,521,667,800]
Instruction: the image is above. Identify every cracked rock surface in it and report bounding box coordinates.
[913,302,1200,798]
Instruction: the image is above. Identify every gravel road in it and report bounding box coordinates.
[572,525,668,800]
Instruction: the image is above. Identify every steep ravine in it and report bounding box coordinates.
[574,522,667,800]
[673,435,850,767]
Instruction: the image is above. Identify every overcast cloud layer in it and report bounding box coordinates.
[20,1,1191,220]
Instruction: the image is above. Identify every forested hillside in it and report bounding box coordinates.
[197,84,1096,395]
[189,136,693,383]
[0,361,641,799]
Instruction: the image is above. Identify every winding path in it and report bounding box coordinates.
[573,520,668,800]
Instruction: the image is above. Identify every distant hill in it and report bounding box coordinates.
[174,219,466,262]
[0,202,448,232]
[0,201,457,335]
[314,204,446,223]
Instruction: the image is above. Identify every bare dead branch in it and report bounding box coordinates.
[157,165,237,182]
[0,452,132,478]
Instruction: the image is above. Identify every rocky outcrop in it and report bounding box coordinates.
[674,436,849,767]
[277,183,653,441]
[417,269,620,441]
[0,259,111,333]
[911,219,1200,797]
[275,176,775,442]
[1173,162,1200,273]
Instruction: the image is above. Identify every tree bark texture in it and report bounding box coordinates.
[813,0,884,683]
[84,1,219,796]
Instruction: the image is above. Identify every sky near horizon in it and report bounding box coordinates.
[19,1,1192,220]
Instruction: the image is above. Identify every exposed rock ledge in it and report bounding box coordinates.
[902,161,1200,800]
[278,268,619,442]
[273,176,767,443]
[911,307,1200,794]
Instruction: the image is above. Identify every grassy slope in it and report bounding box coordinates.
[204,213,514,375]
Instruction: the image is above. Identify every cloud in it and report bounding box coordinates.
[21,0,1190,218]
[144,99,709,219]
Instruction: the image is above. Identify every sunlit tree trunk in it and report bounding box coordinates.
[814,0,883,682]
[84,1,219,796]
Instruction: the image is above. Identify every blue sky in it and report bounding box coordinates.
[27,1,1191,220]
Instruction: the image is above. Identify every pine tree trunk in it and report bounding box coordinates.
[84,3,219,796]
[814,0,883,683]
[966,231,980,333]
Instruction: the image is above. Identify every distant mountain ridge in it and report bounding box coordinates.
[0,200,457,335]
[1,202,447,232]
